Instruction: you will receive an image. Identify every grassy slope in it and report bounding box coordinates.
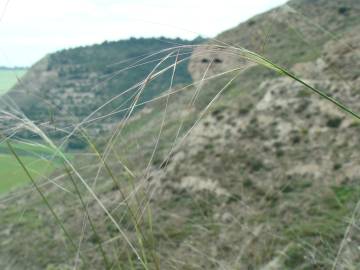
[0,142,64,194]
[0,69,27,95]
[0,0,360,269]
[0,154,55,194]
[0,68,56,195]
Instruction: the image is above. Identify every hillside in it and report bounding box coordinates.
[0,68,27,95]
[0,37,202,139]
[1,0,360,269]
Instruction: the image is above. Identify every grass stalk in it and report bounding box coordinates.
[5,139,83,261]
[63,164,111,269]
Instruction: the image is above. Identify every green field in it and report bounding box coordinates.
[0,68,27,95]
[0,142,64,194]
[0,154,55,194]
[0,67,64,195]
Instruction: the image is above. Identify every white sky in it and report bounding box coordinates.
[0,0,288,67]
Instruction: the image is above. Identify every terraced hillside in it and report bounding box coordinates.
[0,37,203,138]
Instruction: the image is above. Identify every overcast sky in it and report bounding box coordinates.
[0,0,288,67]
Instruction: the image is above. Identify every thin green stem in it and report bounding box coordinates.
[5,139,82,261]
[64,164,111,270]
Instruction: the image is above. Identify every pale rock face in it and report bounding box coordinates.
[292,58,327,79]
[188,45,248,83]
[177,176,229,197]
[288,163,322,178]
[292,27,360,82]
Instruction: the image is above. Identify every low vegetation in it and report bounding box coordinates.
[0,68,27,95]
[0,0,359,269]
